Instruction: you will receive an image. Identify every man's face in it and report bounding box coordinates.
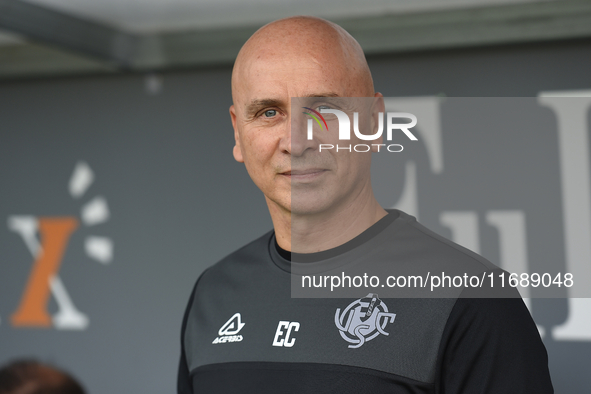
[230,45,380,216]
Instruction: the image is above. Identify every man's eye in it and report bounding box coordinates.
[263,109,277,117]
[316,105,332,111]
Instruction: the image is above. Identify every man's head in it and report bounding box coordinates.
[0,360,85,394]
[230,16,383,218]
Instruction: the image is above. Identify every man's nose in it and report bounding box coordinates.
[279,115,311,156]
[281,114,315,156]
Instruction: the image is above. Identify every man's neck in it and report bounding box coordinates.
[269,191,387,254]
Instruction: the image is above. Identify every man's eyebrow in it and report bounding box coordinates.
[300,93,346,106]
[245,99,283,116]
[301,93,340,98]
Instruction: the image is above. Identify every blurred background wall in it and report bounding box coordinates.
[1,0,591,392]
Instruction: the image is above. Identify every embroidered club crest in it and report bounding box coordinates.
[334,293,396,348]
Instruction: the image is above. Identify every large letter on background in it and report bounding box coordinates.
[539,93,591,341]
[11,217,79,327]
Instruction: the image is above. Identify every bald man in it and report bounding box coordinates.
[178,16,553,393]
[230,16,384,254]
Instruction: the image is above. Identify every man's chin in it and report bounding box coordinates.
[290,199,334,217]
[265,190,338,217]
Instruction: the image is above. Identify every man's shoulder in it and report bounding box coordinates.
[194,229,275,287]
[395,209,500,273]
[216,229,274,266]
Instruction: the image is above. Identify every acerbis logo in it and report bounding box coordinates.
[335,293,396,349]
[5,161,113,330]
[218,313,245,335]
[213,313,245,344]
[304,107,417,153]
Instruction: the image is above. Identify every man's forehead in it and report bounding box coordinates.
[240,52,344,82]
[235,58,351,103]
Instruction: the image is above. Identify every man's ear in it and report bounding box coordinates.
[230,105,244,163]
[371,92,385,152]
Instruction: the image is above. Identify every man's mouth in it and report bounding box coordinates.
[281,169,328,178]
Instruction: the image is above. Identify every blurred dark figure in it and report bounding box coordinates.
[0,360,85,394]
